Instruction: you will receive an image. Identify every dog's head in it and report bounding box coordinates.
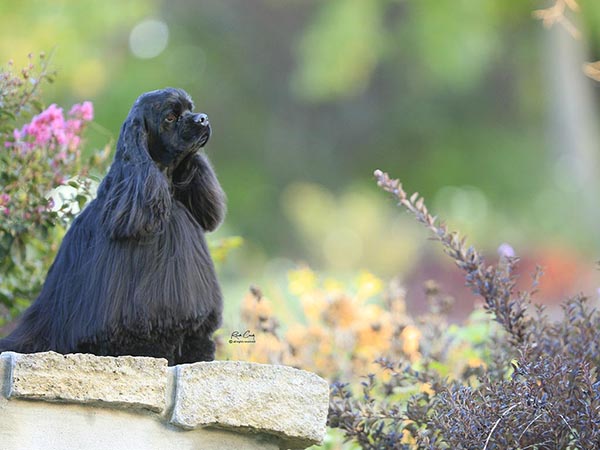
[102,88,212,239]
[127,88,211,169]
[113,87,210,170]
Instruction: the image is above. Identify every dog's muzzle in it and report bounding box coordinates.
[192,113,211,147]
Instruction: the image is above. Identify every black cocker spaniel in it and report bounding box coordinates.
[0,88,226,365]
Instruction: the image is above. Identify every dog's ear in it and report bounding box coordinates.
[100,104,171,240]
[174,152,226,232]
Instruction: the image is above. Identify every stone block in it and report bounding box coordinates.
[7,351,168,413]
[171,361,329,449]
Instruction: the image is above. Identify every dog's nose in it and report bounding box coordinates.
[193,113,209,126]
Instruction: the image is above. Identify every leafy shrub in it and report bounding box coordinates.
[0,54,104,323]
[325,170,600,449]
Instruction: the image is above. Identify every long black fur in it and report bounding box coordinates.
[0,88,226,365]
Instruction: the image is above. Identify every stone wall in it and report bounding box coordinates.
[0,351,329,450]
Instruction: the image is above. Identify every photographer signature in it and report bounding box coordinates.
[229,329,256,344]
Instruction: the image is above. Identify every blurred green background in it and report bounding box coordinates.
[2,0,600,318]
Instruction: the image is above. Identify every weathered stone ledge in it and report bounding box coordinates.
[0,351,329,450]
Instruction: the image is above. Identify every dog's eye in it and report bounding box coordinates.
[165,113,177,123]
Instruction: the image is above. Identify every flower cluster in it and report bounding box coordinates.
[1,101,93,225]
[216,266,486,388]
[8,101,93,163]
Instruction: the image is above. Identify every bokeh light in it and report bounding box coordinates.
[129,19,169,59]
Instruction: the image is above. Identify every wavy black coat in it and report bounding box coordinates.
[0,88,226,365]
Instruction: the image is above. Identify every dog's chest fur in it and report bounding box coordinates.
[56,200,221,347]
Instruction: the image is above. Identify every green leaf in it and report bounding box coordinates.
[76,194,88,210]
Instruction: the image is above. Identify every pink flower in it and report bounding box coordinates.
[65,119,83,150]
[54,129,67,146]
[0,193,10,206]
[69,135,81,151]
[19,104,65,147]
[69,101,94,121]
[66,119,83,133]
[7,100,94,157]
